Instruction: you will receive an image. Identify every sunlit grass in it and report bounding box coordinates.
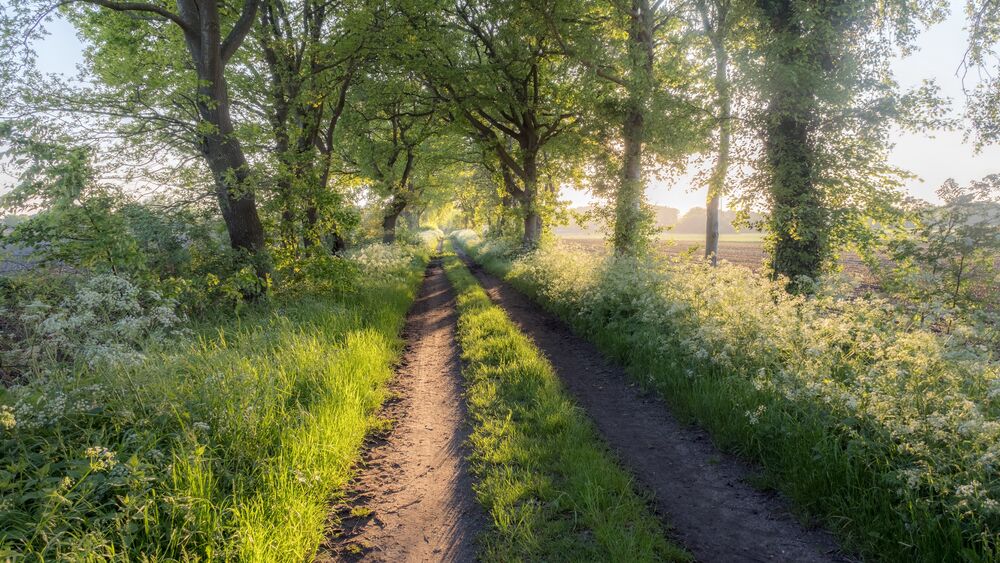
[443,245,690,562]
[0,251,427,561]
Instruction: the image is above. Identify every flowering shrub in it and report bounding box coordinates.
[453,229,521,261]
[21,274,185,367]
[462,236,1000,560]
[417,228,444,250]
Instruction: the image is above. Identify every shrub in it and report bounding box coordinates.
[274,252,361,298]
[20,274,185,367]
[345,243,426,282]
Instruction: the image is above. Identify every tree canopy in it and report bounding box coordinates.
[0,0,976,288]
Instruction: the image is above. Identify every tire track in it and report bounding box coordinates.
[320,259,483,562]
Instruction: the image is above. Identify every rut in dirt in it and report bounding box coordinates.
[319,259,484,562]
[460,253,849,563]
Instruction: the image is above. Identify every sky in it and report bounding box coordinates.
[28,0,1000,215]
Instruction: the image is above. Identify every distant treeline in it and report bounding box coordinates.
[555,205,765,236]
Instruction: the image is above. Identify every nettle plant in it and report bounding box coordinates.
[21,274,186,368]
[879,176,1000,330]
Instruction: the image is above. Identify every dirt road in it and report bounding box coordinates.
[461,253,849,563]
[320,260,484,562]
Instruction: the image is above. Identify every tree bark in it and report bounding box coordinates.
[705,31,731,266]
[382,196,407,244]
[329,231,347,253]
[521,149,542,248]
[615,105,646,254]
[179,0,267,262]
[756,0,842,286]
[612,0,655,256]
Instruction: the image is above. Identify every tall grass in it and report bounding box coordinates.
[454,230,1000,562]
[0,247,427,561]
[443,247,690,562]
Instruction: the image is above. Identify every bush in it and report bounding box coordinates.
[20,274,185,368]
[346,243,427,282]
[274,252,361,298]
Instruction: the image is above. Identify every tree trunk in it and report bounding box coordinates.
[612,0,655,256]
[303,205,320,247]
[614,106,646,255]
[705,194,721,264]
[198,128,266,257]
[523,210,542,246]
[266,83,298,250]
[521,151,541,248]
[183,0,265,255]
[329,230,347,253]
[382,197,407,244]
[757,0,828,286]
[705,39,731,266]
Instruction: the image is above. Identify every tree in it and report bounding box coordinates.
[963,0,1000,149]
[9,0,268,280]
[693,0,740,265]
[879,177,1000,324]
[339,67,439,243]
[413,0,581,248]
[749,0,944,288]
[541,0,704,255]
[253,0,361,251]
[0,131,140,274]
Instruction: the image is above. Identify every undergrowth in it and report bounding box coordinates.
[454,230,1000,562]
[442,245,690,562]
[0,244,428,561]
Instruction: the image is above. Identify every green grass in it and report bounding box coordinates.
[442,246,690,562]
[455,234,999,562]
[0,253,427,561]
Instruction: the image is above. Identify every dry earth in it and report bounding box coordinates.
[319,259,484,562]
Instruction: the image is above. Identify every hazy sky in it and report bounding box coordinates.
[29,0,1000,214]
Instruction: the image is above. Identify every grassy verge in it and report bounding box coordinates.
[454,233,1000,562]
[1,249,427,561]
[442,246,689,562]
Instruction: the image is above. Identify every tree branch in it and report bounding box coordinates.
[222,0,261,63]
[70,0,192,33]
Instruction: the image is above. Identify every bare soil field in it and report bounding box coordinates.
[559,236,872,278]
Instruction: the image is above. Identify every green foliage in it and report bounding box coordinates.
[442,246,689,562]
[458,233,1000,561]
[273,250,361,298]
[877,176,1000,329]
[0,244,427,560]
[743,0,947,286]
[0,132,142,274]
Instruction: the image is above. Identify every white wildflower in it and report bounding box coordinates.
[0,405,15,430]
